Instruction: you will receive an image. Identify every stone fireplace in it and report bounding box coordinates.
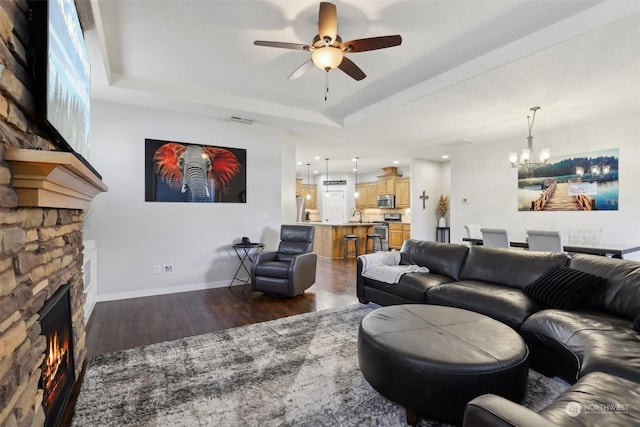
[0,2,107,426]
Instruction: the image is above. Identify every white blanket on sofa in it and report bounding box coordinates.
[359,250,429,284]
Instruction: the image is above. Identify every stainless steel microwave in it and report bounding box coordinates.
[377,195,395,209]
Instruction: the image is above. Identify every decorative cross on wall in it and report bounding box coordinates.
[420,191,429,209]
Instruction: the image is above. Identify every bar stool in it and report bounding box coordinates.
[343,234,359,260]
[366,233,383,253]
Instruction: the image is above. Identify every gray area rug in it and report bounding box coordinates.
[73,304,569,426]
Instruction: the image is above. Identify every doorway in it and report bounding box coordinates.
[323,191,346,224]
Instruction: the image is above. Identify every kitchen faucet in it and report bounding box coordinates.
[352,209,362,224]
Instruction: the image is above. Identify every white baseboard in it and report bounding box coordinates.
[95,279,245,302]
[84,298,96,323]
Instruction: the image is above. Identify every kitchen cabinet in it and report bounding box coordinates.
[355,183,367,209]
[377,176,396,195]
[296,179,317,209]
[389,223,410,250]
[305,184,318,209]
[356,182,377,208]
[395,177,410,208]
[376,166,404,196]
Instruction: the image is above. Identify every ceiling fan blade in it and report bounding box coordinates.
[254,40,310,51]
[288,59,315,80]
[318,2,337,45]
[341,35,402,52]
[338,57,366,81]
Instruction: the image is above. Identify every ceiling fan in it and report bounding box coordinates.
[254,2,402,90]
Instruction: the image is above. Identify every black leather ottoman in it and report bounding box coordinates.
[358,305,529,425]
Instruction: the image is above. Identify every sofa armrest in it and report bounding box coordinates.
[464,395,556,427]
[252,251,277,265]
[250,251,278,284]
[288,252,317,294]
[356,258,367,302]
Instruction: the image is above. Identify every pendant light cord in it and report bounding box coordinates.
[325,158,329,194]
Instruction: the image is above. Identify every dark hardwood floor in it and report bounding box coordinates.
[62,257,359,425]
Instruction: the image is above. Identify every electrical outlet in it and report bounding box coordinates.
[164,264,173,274]
[153,265,161,275]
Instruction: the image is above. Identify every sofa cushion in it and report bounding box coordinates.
[570,254,640,320]
[276,225,314,262]
[520,309,640,383]
[459,246,570,289]
[426,280,544,329]
[364,272,454,303]
[523,265,606,309]
[400,240,469,281]
[254,261,290,279]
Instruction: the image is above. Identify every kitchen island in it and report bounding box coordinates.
[302,222,376,259]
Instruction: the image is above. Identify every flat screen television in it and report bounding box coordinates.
[32,0,98,177]
[47,0,91,160]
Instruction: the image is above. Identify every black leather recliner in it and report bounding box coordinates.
[250,225,317,297]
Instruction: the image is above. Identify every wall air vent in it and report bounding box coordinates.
[230,116,254,125]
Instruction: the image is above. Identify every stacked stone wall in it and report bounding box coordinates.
[0,1,87,426]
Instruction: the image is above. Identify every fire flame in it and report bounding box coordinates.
[42,331,70,410]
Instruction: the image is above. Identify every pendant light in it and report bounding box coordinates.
[325,158,330,198]
[306,163,311,200]
[353,157,359,199]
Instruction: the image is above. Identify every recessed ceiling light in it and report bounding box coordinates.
[314,156,321,160]
[393,160,399,164]
[441,155,450,159]
[297,161,303,165]
[313,170,319,174]
[352,168,357,172]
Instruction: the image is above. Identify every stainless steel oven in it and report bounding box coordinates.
[372,214,401,251]
[373,223,389,251]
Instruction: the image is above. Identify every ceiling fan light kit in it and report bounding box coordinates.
[311,47,344,70]
[254,2,402,99]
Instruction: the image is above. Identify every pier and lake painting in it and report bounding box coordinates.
[517,149,619,211]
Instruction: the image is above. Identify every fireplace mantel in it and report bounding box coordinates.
[5,148,108,209]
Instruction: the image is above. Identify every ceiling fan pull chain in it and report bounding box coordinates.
[324,70,329,101]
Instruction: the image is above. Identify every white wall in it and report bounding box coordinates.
[410,159,450,241]
[450,113,640,261]
[85,101,290,300]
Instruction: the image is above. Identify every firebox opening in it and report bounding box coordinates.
[39,283,75,427]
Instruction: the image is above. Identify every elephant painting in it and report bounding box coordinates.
[146,140,245,203]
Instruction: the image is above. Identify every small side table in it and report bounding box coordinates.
[436,227,450,243]
[230,243,265,291]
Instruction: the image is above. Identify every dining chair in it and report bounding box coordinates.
[568,227,602,246]
[464,224,483,239]
[480,228,510,248]
[525,225,552,233]
[526,230,563,252]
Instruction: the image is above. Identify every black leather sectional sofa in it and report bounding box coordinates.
[356,239,640,426]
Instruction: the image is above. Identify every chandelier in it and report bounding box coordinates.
[509,106,550,173]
